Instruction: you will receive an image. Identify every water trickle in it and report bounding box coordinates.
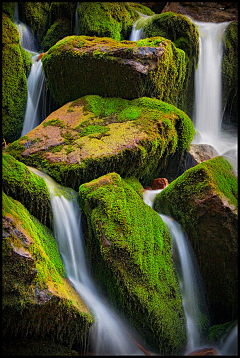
[219,322,238,355]
[144,189,210,354]
[74,2,81,35]
[129,12,150,41]
[28,167,145,355]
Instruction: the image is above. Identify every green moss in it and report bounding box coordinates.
[77,2,153,42]
[2,191,93,349]
[18,2,50,48]
[207,320,237,345]
[79,172,186,353]
[135,12,199,116]
[51,145,64,153]
[42,35,186,108]
[2,2,16,21]
[41,18,72,52]
[79,125,110,137]
[20,46,33,78]
[43,118,65,128]
[2,152,52,228]
[2,13,28,143]
[222,21,238,119]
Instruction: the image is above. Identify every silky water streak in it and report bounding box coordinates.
[28,167,144,355]
[144,189,210,354]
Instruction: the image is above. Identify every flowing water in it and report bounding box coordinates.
[21,58,46,136]
[143,189,210,354]
[129,12,150,41]
[28,167,144,355]
[74,2,81,35]
[14,3,47,137]
[192,19,238,174]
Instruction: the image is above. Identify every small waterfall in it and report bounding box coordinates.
[144,189,210,354]
[28,167,145,355]
[192,19,237,168]
[14,3,36,53]
[219,322,238,355]
[21,57,46,136]
[129,12,150,41]
[74,2,81,35]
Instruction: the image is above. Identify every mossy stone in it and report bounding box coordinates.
[79,172,186,354]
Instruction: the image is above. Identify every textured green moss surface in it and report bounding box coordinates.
[79,172,186,354]
[5,96,195,190]
[2,2,16,21]
[41,18,72,51]
[41,35,186,107]
[77,2,154,41]
[2,152,52,228]
[154,156,238,324]
[135,11,199,116]
[222,21,238,121]
[2,12,28,143]
[2,191,93,349]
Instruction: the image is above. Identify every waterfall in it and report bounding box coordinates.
[129,12,150,41]
[21,58,46,136]
[74,2,81,35]
[192,19,237,173]
[144,189,210,354]
[14,3,47,137]
[28,167,145,355]
[219,322,238,355]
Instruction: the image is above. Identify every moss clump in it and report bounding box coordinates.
[2,12,29,143]
[135,12,199,116]
[154,156,238,324]
[222,21,238,123]
[2,152,52,228]
[41,35,186,108]
[43,118,65,128]
[41,18,72,52]
[2,191,93,349]
[206,320,238,346]
[79,172,186,354]
[77,2,154,42]
[2,2,16,21]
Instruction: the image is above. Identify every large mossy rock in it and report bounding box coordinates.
[77,2,154,41]
[154,156,238,325]
[2,12,29,143]
[78,172,186,354]
[41,18,72,52]
[2,152,52,229]
[222,21,238,126]
[135,11,199,116]
[41,35,186,107]
[2,191,93,349]
[5,96,195,190]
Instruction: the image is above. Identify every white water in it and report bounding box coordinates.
[28,167,144,355]
[129,12,150,41]
[192,19,238,174]
[219,322,238,355]
[21,58,46,136]
[143,189,209,353]
[74,2,81,35]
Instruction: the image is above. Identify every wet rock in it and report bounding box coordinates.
[37,53,45,61]
[186,347,219,355]
[151,177,169,189]
[180,144,219,174]
[154,156,238,324]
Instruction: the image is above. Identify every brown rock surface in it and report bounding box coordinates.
[186,347,219,355]
[151,177,169,189]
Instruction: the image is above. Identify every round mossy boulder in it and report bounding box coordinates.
[41,35,186,107]
[5,95,195,190]
[154,156,238,325]
[79,172,186,354]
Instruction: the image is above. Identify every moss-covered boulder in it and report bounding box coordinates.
[77,2,154,41]
[222,21,238,126]
[2,2,16,21]
[154,156,238,325]
[41,35,186,107]
[78,172,186,354]
[135,11,199,116]
[2,191,94,349]
[2,12,29,143]
[2,152,52,229]
[5,95,195,190]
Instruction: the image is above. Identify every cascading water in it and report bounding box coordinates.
[129,12,150,41]
[14,3,47,137]
[21,57,46,136]
[28,167,145,355]
[192,19,238,174]
[143,189,210,354]
[74,2,81,36]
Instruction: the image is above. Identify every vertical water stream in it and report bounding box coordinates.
[28,167,144,355]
